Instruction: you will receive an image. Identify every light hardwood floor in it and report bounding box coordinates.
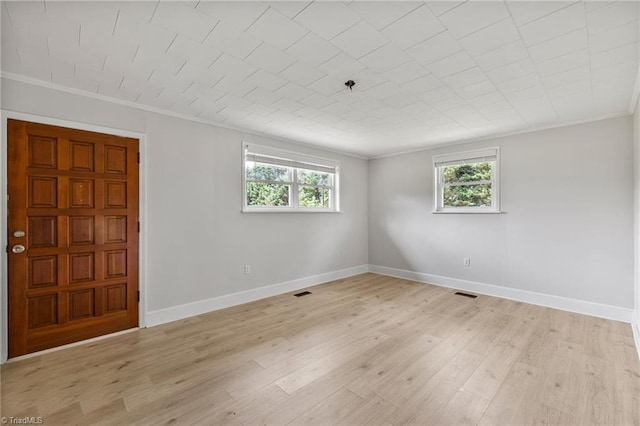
[2,273,639,425]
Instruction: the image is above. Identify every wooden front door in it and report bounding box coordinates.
[7,119,139,358]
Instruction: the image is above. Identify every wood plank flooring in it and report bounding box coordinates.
[2,273,639,425]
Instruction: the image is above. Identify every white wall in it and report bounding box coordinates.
[0,77,369,319]
[369,117,634,311]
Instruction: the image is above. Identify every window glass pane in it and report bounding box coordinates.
[299,186,331,208]
[246,162,292,182]
[246,182,290,206]
[443,184,492,207]
[443,162,492,184]
[297,169,332,186]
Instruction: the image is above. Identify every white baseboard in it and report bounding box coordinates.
[368,265,635,324]
[632,311,640,359]
[145,265,369,327]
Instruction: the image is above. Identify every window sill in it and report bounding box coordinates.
[242,208,341,213]
[432,210,503,214]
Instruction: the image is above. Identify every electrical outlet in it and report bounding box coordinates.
[463,258,470,267]
[244,265,251,274]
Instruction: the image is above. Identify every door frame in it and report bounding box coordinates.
[0,110,148,363]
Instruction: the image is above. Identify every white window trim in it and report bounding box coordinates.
[242,143,340,213]
[433,147,501,214]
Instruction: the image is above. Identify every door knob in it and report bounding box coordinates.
[12,245,25,254]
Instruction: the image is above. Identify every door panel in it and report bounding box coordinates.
[8,119,139,358]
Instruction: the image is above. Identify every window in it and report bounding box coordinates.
[434,147,500,213]
[243,144,339,212]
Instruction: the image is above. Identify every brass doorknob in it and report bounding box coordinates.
[11,245,25,254]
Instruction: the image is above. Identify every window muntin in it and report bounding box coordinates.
[243,144,339,212]
[434,148,499,213]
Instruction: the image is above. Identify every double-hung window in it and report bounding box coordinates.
[243,144,339,212]
[434,147,500,213]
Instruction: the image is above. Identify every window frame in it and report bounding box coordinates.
[433,147,501,214]
[242,143,340,213]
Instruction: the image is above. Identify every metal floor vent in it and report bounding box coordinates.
[294,291,312,297]
[454,291,478,299]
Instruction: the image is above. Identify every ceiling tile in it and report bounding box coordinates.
[244,86,282,105]
[473,40,529,71]
[439,1,510,39]
[317,52,366,77]
[245,43,297,74]
[536,49,589,77]
[425,1,466,17]
[128,46,187,76]
[307,75,345,96]
[247,8,308,50]
[294,2,361,40]
[330,21,388,59]
[151,2,216,43]
[267,2,312,19]
[348,1,421,30]
[286,32,341,67]
[407,31,462,66]
[210,53,258,81]
[380,5,444,49]
[195,2,268,31]
[497,73,543,94]
[547,79,591,98]
[274,82,314,101]
[45,1,119,23]
[382,92,420,109]
[358,44,411,73]
[487,58,535,83]
[176,62,224,87]
[279,61,326,86]
[364,81,403,100]
[507,1,575,27]
[527,28,588,63]
[426,51,476,79]
[300,92,335,109]
[115,2,159,22]
[442,67,489,90]
[272,98,305,113]
[244,69,288,91]
[591,42,639,70]
[401,74,444,94]
[202,20,261,60]
[542,66,590,89]
[213,76,256,98]
[4,1,47,28]
[383,62,429,85]
[166,35,222,69]
[349,68,388,91]
[115,14,176,54]
[519,3,586,47]
[510,96,557,124]
[244,102,277,116]
[503,85,548,103]
[586,1,640,34]
[589,20,639,52]
[459,18,520,56]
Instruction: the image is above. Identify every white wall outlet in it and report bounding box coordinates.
[244,265,251,274]
[463,258,471,267]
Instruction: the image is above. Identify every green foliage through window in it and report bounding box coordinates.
[245,162,334,209]
[441,162,493,208]
[246,182,289,206]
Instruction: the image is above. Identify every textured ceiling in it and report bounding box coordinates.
[2,1,639,157]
